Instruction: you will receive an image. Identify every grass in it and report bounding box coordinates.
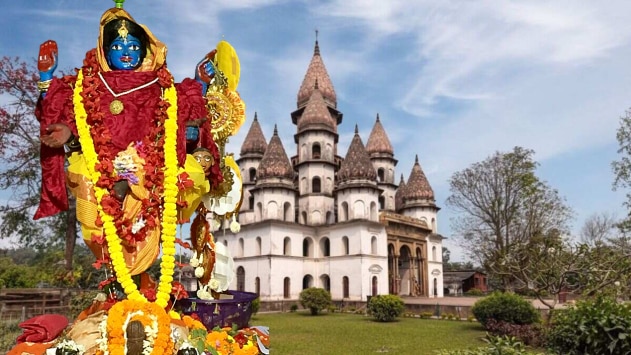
[251,311,488,355]
[2,312,489,354]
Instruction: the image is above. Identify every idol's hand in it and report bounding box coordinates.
[38,40,58,82]
[185,118,206,141]
[195,50,217,93]
[41,123,71,148]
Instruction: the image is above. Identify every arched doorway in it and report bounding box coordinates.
[236,266,245,291]
[388,244,396,294]
[398,245,412,295]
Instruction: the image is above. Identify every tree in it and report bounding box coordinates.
[580,212,619,246]
[0,56,78,272]
[446,147,573,290]
[442,247,451,264]
[613,109,631,230]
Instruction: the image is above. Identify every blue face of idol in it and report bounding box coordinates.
[106,34,143,70]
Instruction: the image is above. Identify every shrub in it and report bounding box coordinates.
[299,287,331,315]
[420,312,433,319]
[367,294,404,322]
[485,319,545,348]
[289,304,298,312]
[547,297,631,354]
[465,288,484,296]
[251,297,260,315]
[471,292,540,329]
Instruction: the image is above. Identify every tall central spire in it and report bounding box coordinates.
[296,35,337,109]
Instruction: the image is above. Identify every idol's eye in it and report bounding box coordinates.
[111,44,123,51]
[129,44,140,51]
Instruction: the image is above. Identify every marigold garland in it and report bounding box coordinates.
[73,68,178,307]
[98,299,173,355]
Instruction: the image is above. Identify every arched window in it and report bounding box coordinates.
[248,195,254,210]
[432,246,437,261]
[284,277,290,299]
[343,276,349,298]
[312,177,321,193]
[342,236,349,255]
[284,202,292,222]
[303,238,313,257]
[256,237,262,255]
[433,278,438,296]
[377,168,385,182]
[321,274,330,292]
[256,202,263,222]
[238,238,244,257]
[312,142,321,159]
[283,237,291,256]
[340,202,349,222]
[372,276,378,296]
[378,195,385,210]
[371,236,378,255]
[236,266,245,291]
[321,237,330,257]
[255,277,260,296]
[302,275,313,289]
[249,168,257,182]
[301,211,307,224]
[432,218,436,233]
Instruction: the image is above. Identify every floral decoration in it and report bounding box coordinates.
[73,51,179,307]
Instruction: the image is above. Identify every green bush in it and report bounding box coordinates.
[299,287,331,315]
[420,311,433,319]
[289,304,298,312]
[471,292,540,329]
[367,294,404,322]
[251,297,260,315]
[547,297,631,354]
[464,288,484,296]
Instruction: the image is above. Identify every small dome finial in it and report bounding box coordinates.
[314,29,321,56]
[274,124,278,136]
[254,112,258,121]
[376,113,380,122]
[354,124,359,134]
[114,0,125,8]
[415,154,419,164]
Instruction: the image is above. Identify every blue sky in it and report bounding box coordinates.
[2,1,631,261]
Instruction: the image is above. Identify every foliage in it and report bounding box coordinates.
[251,297,260,316]
[0,320,21,353]
[0,245,100,289]
[435,334,543,355]
[547,297,631,354]
[289,304,298,312]
[367,294,405,322]
[496,233,631,313]
[613,109,631,229]
[446,147,572,290]
[485,319,545,348]
[0,56,78,270]
[465,288,484,296]
[299,287,331,315]
[0,256,53,288]
[471,292,540,329]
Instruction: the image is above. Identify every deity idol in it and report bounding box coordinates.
[34,5,224,299]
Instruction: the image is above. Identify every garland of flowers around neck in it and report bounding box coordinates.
[73,68,178,308]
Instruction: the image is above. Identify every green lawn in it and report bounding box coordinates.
[251,312,488,355]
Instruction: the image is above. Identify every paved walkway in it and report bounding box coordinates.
[401,295,564,309]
